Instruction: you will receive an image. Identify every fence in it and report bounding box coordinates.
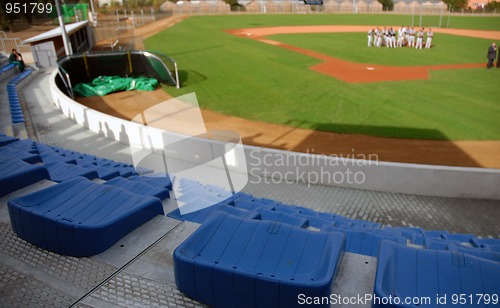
[157,0,498,16]
[92,12,171,51]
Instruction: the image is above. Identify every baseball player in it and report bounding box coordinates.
[387,28,393,48]
[397,28,405,48]
[368,28,374,47]
[415,28,424,49]
[408,27,415,48]
[383,27,389,48]
[425,28,433,49]
[390,28,396,48]
[376,27,382,48]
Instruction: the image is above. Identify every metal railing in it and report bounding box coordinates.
[57,50,181,89]
[57,65,75,100]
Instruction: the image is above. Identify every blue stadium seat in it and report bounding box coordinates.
[0,157,50,197]
[40,153,77,164]
[447,244,500,263]
[8,177,164,257]
[128,175,173,190]
[174,212,345,308]
[255,208,309,228]
[0,146,41,164]
[321,227,406,257]
[373,241,500,308]
[80,163,120,180]
[6,69,33,124]
[216,204,261,219]
[4,139,37,151]
[0,63,15,74]
[104,176,170,200]
[233,198,275,211]
[44,161,98,182]
[0,134,18,146]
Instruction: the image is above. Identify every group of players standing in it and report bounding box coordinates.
[367,26,433,49]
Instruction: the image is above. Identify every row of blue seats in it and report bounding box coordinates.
[174,212,345,308]
[7,69,32,124]
[174,211,500,308]
[0,135,172,197]
[169,179,500,258]
[171,180,500,307]
[0,135,174,257]
[0,63,15,74]
[8,177,166,257]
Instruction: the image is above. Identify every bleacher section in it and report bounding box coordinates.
[8,177,165,257]
[0,134,169,257]
[169,178,500,307]
[0,63,16,77]
[1,133,499,307]
[6,69,33,124]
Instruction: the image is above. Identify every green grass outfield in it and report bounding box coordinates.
[145,14,500,140]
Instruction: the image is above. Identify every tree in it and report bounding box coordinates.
[0,5,15,31]
[485,0,500,10]
[442,0,468,10]
[377,0,393,11]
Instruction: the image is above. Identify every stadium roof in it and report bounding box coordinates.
[22,21,89,44]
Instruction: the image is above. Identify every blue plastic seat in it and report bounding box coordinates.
[0,134,18,146]
[447,244,500,263]
[128,175,173,190]
[80,163,120,180]
[0,147,41,164]
[174,212,345,308]
[104,176,170,200]
[40,153,77,164]
[215,204,260,219]
[44,161,98,182]
[0,157,50,197]
[373,241,500,308]
[8,177,164,257]
[232,198,273,212]
[167,198,232,223]
[255,208,309,228]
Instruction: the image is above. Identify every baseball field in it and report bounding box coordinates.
[144,14,500,141]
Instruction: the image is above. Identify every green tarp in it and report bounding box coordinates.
[73,76,158,97]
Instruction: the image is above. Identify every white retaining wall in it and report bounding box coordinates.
[49,70,500,200]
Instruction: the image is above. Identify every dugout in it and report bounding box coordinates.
[23,21,94,68]
[56,50,180,98]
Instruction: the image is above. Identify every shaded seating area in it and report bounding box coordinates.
[169,178,500,307]
[7,69,33,124]
[8,177,165,257]
[0,134,171,257]
[0,156,49,197]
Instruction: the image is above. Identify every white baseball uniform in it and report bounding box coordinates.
[408,28,415,48]
[416,30,424,49]
[425,31,433,49]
